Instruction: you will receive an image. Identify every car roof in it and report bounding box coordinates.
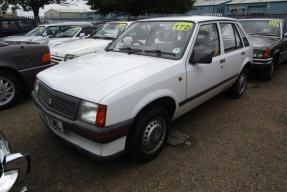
[107,21,134,25]
[239,18,284,21]
[39,22,93,27]
[141,16,237,23]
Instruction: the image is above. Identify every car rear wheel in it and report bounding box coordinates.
[0,71,21,110]
[229,69,248,99]
[126,106,170,162]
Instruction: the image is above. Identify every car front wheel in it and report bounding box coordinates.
[126,106,170,162]
[0,71,21,110]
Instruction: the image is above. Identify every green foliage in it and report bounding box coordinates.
[3,0,69,16]
[88,0,194,16]
[0,0,9,13]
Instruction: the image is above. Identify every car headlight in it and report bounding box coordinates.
[253,49,271,59]
[64,54,78,61]
[79,101,107,127]
[34,79,40,94]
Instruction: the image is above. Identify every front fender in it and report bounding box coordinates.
[129,89,179,119]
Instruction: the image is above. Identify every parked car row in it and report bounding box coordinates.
[0,16,287,191]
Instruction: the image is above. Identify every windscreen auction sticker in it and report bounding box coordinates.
[173,22,193,31]
[269,20,280,27]
[118,23,127,29]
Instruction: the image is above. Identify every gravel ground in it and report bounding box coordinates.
[1,64,287,192]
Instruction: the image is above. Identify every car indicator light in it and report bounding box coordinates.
[96,105,107,127]
[262,49,271,59]
[41,52,51,64]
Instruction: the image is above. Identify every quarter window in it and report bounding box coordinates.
[194,23,220,57]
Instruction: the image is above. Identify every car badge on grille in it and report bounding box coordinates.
[48,98,53,105]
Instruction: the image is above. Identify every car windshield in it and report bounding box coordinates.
[91,23,127,39]
[26,26,46,36]
[56,26,82,38]
[240,20,281,37]
[107,21,195,60]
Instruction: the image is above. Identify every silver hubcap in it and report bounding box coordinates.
[142,118,166,154]
[239,74,247,94]
[0,77,15,106]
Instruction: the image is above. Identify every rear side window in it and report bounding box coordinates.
[220,23,243,53]
[194,23,220,57]
[233,25,243,49]
[236,24,250,47]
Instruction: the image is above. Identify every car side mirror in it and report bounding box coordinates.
[79,33,86,38]
[105,42,112,51]
[190,45,214,64]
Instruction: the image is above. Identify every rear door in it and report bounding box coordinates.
[219,22,245,80]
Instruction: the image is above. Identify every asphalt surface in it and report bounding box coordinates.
[1,64,287,192]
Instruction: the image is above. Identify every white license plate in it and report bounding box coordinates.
[39,111,64,134]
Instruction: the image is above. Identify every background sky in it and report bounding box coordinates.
[13,0,91,16]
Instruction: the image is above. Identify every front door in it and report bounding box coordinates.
[182,22,225,111]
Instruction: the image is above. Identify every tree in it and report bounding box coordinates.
[88,0,194,17]
[0,0,9,14]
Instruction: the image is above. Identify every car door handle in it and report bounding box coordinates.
[220,59,226,63]
[241,52,246,55]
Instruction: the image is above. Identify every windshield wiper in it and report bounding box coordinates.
[144,50,176,56]
[118,47,143,54]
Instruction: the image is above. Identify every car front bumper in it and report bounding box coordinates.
[32,92,132,159]
[252,58,273,65]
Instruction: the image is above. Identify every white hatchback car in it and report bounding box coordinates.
[50,21,133,63]
[33,16,252,162]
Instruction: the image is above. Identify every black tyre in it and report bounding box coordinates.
[262,63,275,81]
[126,106,170,162]
[229,69,248,99]
[0,71,22,110]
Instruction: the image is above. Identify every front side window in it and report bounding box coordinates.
[42,26,61,37]
[220,23,237,53]
[194,23,220,57]
[26,26,46,36]
[92,23,128,39]
[239,20,281,37]
[107,21,195,60]
[56,26,82,38]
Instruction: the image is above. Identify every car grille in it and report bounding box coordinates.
[51,55,64,64]
[37,83,81,120]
